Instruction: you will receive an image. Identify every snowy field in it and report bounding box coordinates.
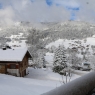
[6,33,27,49]
[46,37,95,49]
[0,74,56,95]
[0,33,94,95]
[0,67,80,95]
[26,68,80,81]
[45,35,95,64]
[5,33,95,65]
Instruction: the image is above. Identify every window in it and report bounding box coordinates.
[10,64,16,69]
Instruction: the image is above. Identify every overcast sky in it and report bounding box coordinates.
[0,0,94,25]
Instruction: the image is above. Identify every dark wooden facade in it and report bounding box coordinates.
[0,64,6,74]
[0,51,32,77]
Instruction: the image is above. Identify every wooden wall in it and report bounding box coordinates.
[0,65,6,74]
[19,53,29,77]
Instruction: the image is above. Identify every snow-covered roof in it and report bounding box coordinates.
[0,48,30,61]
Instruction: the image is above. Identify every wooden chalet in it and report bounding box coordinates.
[0,48,32,77]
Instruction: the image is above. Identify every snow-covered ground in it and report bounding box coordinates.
[6,33,95,65]
[46,37,95,49]
[0,74,58,95]
[0,33,93,95]
[26,68,80,81]
[0,67,80,95]
[6,33,27,49]
[45,35,95,64]
[44,52,54,66]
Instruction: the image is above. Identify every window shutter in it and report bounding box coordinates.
[7,64,10,68]
[16,64,19,69]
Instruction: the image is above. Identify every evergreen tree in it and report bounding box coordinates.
[53,45,67,74]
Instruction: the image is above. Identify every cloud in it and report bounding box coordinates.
[0,0,70,25]
[0,6,15,26]
[76,0,95,22]
[46,0,80,10]
[46,0,80,21]
[0,0,94,26]
[46,0,95,23]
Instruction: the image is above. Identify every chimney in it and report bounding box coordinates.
[2,47,6,50]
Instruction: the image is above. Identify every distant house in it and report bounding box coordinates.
[0,47,32,77]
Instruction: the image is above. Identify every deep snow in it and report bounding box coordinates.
[45,36,95,64]
[0,33,93,95]
[0,67,80,95]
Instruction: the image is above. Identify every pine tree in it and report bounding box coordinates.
[53,45,67,74]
